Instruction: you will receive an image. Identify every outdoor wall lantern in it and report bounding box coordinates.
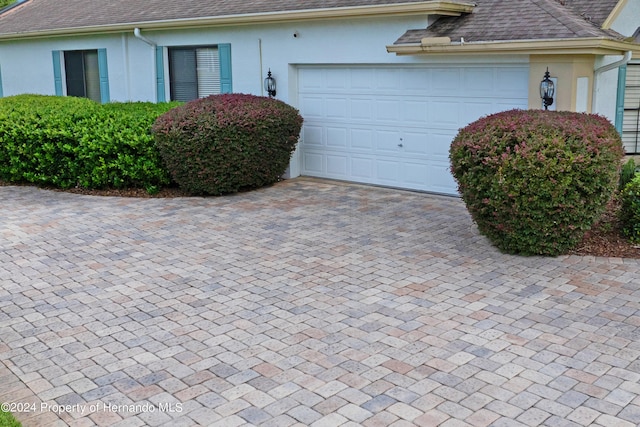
[264,69,277,98]
[540,68,555,110]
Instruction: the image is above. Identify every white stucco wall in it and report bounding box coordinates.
[594,55,625,124]
[0,16,428,102]
[610,0,640,36]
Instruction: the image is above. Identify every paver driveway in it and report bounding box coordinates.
[1,178,640,427]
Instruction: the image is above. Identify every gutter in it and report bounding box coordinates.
[592,50,632,114]
[388,37,640,56]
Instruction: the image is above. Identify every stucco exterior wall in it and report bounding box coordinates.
[528,55,595,113]
[0,16,443,103]
[609,0,640,36]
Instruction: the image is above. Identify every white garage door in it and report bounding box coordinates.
[298,65,529,195]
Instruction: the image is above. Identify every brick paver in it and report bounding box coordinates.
[1,178,640,426]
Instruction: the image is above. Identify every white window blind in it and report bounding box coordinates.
[623,64,640,154]
[196,47,220,98]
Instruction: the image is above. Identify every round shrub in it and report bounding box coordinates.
[621,174,640,244]
[152,94,303,196]
[449,109,624,256]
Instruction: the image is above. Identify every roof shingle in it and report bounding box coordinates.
[0,0,443,35]
[394,0,623,45]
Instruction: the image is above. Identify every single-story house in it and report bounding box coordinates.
[0,0,639,195]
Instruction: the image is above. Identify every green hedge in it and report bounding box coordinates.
[153,94,303,196]
[450,109,624,256]
[621,174,640,244]
[0,95,178,192]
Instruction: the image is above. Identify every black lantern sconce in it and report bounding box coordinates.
[540,68,555,110]
[264,69,276,98]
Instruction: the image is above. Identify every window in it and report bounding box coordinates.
[162,44,231,102]
[52,49,109,103]
[169,47,220,101]
[64,50,101,102]
[623,63,640,154]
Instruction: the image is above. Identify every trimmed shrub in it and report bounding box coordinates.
[0,94,98,187]
[152,93,303,196]
[621,173,640,244]
[450,109,624,256]
[619,157,638,190]
[0,95,178,191]
[74,102,178,191]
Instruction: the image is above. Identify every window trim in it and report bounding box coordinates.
[52,48,110,103]
[159,43,232,102]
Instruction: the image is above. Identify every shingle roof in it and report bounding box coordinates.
[0,0,441,35]
[394,0,623,45]
[561,0,620,27]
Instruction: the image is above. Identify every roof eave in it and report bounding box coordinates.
[0,0,476,41]
[386,37,640,56]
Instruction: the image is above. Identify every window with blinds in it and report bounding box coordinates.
[623,63,640,155]
[169,46,221,102]
[64,50,101,103]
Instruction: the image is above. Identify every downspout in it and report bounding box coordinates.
[133,28,155,47]
[592,51,632,113]
[133,28,158,102]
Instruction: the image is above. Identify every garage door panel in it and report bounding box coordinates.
[432,69,461,94]
[326,154,348,176]
[377,99,401,122]
[463,68,495,95]
[498,69,529,97]
[303,152,324,173]
[351,157,374,179]
[401,69,431,93]
[350,69,375,89]
[299,68,324,89]
[377,129,402,152]
[403,162,428,186]
[428,164,458,193]
[428,133,455,159]
[326,69,349,89]
[403,100,429,123]
[351,128,374,150]
[376,69,403,90]
[327,128,347,148]
[402,132,429,155]
[376,159,400,182]
[351,99,373,120]
[430,101,460,127]
[326,98,348,118]
[300,96,324,117]
[462,101,495,124]
[303,125,324,146]
[299,65,528,195]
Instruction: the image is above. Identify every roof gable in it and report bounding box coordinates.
[394,0,624,45]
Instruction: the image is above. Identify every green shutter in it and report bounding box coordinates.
[155,46,166,103]
[97,48,110,103]
[615,65,627,134]
[52,50,63,96]
[218,43,232,94]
